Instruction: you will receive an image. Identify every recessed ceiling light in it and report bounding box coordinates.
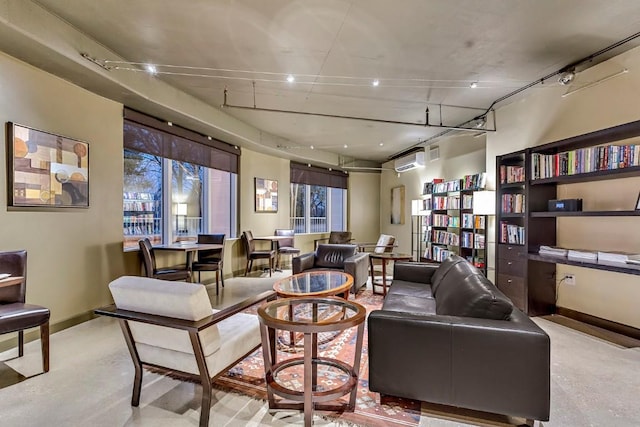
[145,64,157,74]
[328,168,332,171]
[307,163,311,167]
[372,79,380,87]
[207,136,212,140]
[167,121,173,126]
[343,144,348,148]
[287,74,295,83]
[310,145,314,149]
[379,142,384,146]
[470,82,478,88]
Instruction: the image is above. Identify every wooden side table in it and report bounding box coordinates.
[368,252,413,296]
[258,296,366,427]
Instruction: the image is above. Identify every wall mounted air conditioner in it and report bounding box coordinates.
[394,151,425,172]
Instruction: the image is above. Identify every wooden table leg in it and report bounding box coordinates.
[304,332,313,427]
[381,259,388,297]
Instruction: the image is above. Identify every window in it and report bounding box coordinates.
[123,109,239,250]
[290,163,348,234]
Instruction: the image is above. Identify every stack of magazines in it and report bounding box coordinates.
[538,246,568,257]
[567,249,597,262]
[597,251,640,265]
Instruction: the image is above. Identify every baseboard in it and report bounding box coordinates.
[0,310,97,353]
[555,307,640,341]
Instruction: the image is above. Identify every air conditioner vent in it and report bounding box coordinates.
[429,145,440,161]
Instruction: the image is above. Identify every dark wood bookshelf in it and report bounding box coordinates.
[496,119,640,336]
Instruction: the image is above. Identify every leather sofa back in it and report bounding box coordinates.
[315,244,357,268]
[435,259,514,320]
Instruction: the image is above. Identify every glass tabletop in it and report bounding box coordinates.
[273,271,352,297]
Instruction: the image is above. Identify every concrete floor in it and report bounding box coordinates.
[1,271,639,427]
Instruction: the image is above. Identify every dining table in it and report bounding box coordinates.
[252,235,292,271]
[153,242,224,278]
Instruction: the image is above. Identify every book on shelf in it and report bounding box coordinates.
[462,172,486,190]
[501,193,526,213]
[499,221,525,244]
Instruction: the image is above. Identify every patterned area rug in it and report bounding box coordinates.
[212,290,422,427]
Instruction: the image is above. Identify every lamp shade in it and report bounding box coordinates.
[473,191,496,215]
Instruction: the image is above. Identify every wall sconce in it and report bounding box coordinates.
[473,190,496,216]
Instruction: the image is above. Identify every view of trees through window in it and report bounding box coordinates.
[290,183,346,233]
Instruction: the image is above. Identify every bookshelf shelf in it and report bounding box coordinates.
[528,253,640,276]
[499,182,526,189]
[501,212,526,218]
[530,210,640,217]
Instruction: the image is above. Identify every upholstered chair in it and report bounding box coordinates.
[313,231,353,249]
[138,238,190,281]
[191,234,225,294]
[0,250,50,373]
[274,229,300,269]
[97,276,275,427]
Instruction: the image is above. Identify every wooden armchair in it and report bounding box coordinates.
[95,276,276,427]
[0,250,50,373]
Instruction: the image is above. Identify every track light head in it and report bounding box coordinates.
[558,69,576,85]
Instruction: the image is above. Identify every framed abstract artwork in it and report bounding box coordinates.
[6,122,89,208]
[255,177,278,212]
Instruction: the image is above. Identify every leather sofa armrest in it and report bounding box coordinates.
[393,261,439,283]
[344,252,369,292]
[292,252,315,274]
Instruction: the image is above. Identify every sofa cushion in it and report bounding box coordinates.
[314,244,357,268]
[436,273,513,320]
[431,255,470,295]
[386,279,434,299]
[382,294,437,315]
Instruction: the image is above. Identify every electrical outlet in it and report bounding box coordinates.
[564,274,576,285]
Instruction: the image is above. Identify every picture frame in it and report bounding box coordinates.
[255,177,278,212]
[6,122,89,208]
[636,191,640,211]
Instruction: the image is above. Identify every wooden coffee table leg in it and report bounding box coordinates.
[381,260,388,297]
[304,332,313,427]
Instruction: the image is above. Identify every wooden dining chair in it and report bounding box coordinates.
[138,238,191,281]
[0,250,50,373]
[274,229,300,270]
[191,234,225,294]
[241,231,276,277]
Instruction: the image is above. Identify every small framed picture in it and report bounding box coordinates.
[636,192,640,210]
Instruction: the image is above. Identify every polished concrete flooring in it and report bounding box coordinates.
[1,271,639,427]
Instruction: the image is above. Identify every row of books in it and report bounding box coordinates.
[460,214,486,229]
[461,172,487,190]
[432,230,460,246]
[432,195,460,210]
[499,222,525,244]
[461,194,473,209]
[432,179,461,194]
[432,214,459,228]
[501,193,526,213]
[461,232,485,249]
[430,245,456,262]
[538,246,640,265]
[531,144,640,180]
[499,165,525,184]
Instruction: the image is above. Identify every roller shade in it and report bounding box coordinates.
[123,108,239,173]
[290,162,348,189]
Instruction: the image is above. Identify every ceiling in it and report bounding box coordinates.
[14,1,640,165]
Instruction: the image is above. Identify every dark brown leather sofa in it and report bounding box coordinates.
[368,255,550,422]
[293,244,369,294]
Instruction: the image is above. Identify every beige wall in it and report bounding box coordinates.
[487,45,640,328]
[348,172,381,244]
[0,51,126,344]
[379,140,486,255]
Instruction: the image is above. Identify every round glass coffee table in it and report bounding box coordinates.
[258,296,366,427]
[273,271,353,299]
